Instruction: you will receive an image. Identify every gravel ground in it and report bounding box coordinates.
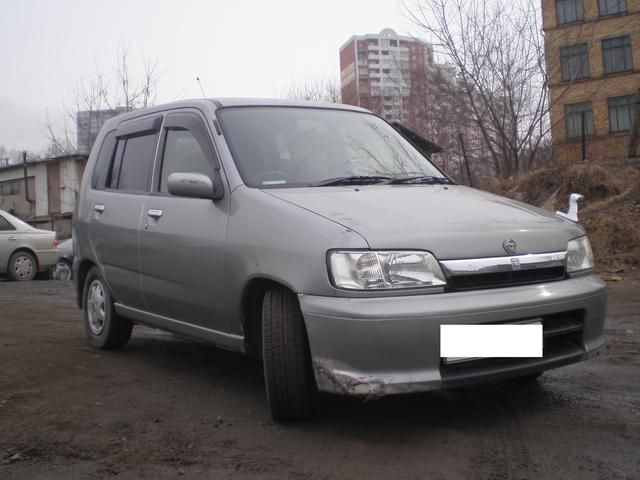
[0,280,638,479]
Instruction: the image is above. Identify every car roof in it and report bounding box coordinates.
[101,98,370,131]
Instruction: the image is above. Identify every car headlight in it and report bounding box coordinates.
[329,251,447,290]
[567,236,594,273]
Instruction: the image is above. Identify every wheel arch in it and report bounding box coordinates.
[75,259,97,308]
[240,276,299,360]
[7,247,39,272]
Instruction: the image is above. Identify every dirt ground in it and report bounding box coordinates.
[0,280,639,480]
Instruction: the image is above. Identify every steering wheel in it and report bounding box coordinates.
[252,170,291,185]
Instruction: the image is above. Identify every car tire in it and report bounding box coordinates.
[83,266,132,350]
[50,260,73,281]
[262,287,315,422]
[8,251,37,281]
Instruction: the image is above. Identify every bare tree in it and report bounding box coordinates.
[404,0,551,178]
[284,77,342,103]
[0,146,40,167]
[45,45,160,156]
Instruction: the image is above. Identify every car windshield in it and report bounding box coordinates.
[217,107,446,188]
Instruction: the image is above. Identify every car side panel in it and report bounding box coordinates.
[0,230,16,273]
[224,185,369,335]
[86,189,146,308]
[22,231,58,269]
[139,194,231,331]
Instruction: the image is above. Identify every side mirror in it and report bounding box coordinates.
[167,172,224,200]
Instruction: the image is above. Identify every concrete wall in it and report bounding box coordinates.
[0,156,86,220]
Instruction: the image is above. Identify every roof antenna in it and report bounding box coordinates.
[196,76,207,98]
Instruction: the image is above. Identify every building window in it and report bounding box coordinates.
[602,36,633,74]
[560,44,590,81]
[565,102,594,138]
[556,0,583,25]
[608,95,635,132]
[0,180,21,196]
[599,0,626,16]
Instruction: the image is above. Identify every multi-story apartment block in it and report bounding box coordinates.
[542,0,640,162]
[339,29,435,131]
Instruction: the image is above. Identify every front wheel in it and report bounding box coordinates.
[8,251,37,281]
[262,287,315,421]
[83,267,132,350]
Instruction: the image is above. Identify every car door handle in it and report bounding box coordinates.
[147,209,163,219]
[8,236,17,241]
[94,204,105,214]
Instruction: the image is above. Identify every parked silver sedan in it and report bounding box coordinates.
[0,209,58,281]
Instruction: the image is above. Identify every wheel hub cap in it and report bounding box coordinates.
[14,255,34,280]
[52,262,71,281]
[87,280,106,335]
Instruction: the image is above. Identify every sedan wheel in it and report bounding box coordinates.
[51,261,72,281]
[9,252,37,281]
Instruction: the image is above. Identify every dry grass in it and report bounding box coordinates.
[489,158,640,271]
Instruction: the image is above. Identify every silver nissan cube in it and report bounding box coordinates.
[73,99,607,421]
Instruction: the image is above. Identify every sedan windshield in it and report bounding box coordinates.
[217,107,446,188]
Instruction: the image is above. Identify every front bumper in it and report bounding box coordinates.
[299,274,607,396]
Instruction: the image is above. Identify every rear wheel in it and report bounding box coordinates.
[8,251,37,281]
[83,267,132,350]
[50,260,72,281]
[262,287,315,421]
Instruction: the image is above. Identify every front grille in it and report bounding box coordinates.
[440,311,585,387]
[446,266,566,291]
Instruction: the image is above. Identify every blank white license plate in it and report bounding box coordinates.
[440,323,543,362]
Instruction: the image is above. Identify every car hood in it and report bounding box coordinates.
[266,185,585,259]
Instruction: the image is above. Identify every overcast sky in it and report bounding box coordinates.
[0,0,416,153]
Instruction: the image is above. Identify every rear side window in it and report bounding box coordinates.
[110,133,158,192]
[0,215,15,231]
[92,130,117,190]
[159,129,214,193]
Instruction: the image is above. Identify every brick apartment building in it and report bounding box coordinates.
[543,0,640,162]
[339,29,490,181]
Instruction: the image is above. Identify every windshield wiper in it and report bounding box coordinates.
[312,175,392,187]
[385,175,453,185]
